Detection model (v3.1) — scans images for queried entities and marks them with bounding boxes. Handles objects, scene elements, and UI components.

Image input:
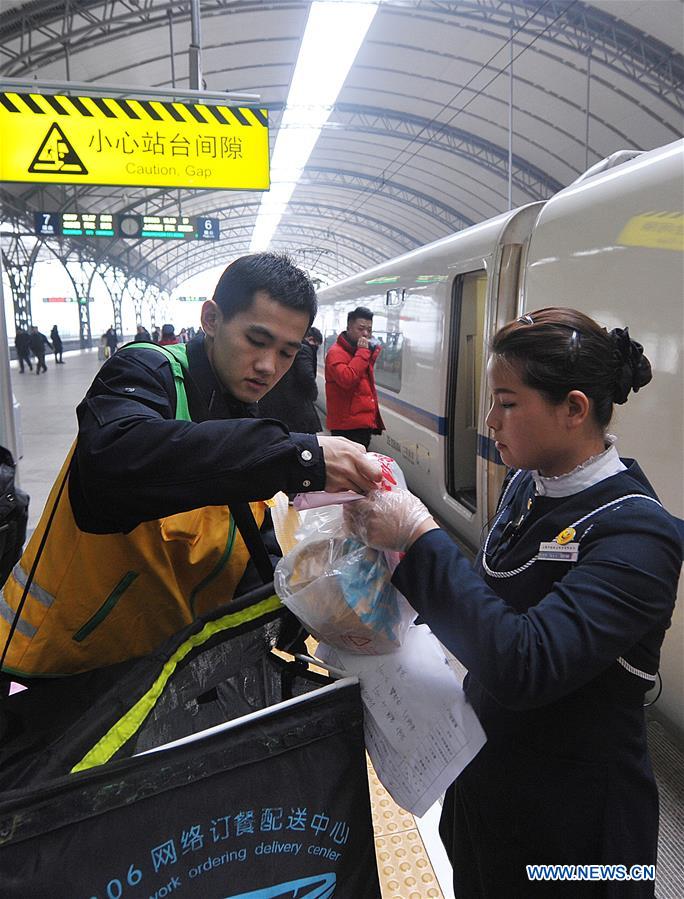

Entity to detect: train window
[445,270,487,512]
[372,331,403,392]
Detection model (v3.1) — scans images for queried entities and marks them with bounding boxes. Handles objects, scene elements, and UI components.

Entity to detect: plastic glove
[344,487,437,552]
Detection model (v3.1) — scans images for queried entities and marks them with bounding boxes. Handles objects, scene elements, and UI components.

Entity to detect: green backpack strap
[119,341,191,422]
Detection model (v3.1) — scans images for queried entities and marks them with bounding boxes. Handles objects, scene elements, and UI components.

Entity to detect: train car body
[315,139,683,735]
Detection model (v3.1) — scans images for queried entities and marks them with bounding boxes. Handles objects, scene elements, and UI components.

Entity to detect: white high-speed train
[315,139,684,736]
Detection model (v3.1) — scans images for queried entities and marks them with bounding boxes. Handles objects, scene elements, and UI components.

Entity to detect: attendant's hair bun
[609,327,652,404]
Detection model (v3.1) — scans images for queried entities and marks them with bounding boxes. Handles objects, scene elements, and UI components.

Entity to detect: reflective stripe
[617,656,658,683]
[71,593,283,772]
[11,563,55,608]
[0,591,37,637]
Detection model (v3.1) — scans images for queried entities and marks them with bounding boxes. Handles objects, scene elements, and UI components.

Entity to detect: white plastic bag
[274,460,417,654]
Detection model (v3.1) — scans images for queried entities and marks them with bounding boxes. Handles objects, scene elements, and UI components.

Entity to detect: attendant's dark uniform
[392,462,681,897]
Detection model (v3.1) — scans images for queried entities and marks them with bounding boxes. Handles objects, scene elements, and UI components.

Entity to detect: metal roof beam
[333,102,563,199]
[2,0,681,111]
[131,199,418,273]
[304,166,474,233]
[160,239,365,287]
[144,222,388,280]
[423,0,683,112]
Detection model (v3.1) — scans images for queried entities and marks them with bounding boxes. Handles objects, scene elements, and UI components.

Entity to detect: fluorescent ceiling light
[250,1,378,252]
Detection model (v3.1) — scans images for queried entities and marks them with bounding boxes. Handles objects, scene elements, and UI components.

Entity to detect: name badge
[537,541,579,563]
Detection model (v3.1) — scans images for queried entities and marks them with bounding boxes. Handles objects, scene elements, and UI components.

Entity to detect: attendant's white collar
[531,435,626,497]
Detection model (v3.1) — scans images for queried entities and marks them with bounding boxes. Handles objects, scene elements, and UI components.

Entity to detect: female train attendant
[346,308,682,897]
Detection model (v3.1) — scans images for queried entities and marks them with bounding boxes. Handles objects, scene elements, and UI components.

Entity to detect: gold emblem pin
[555,527,576,545]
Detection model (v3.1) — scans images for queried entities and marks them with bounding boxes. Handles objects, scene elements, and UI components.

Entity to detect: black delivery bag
[0,583,380,897]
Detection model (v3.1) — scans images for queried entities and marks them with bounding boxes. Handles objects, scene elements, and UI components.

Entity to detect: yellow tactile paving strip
[270,493,446,899]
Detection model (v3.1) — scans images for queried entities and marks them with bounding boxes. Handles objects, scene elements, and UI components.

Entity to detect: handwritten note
[318,625,486,817]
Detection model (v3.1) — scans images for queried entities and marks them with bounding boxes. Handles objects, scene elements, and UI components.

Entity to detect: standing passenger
[346,308,682,899]
[14,328,32,373]
[259,326,323,434]
[159,324,179,346]
[104,327,118,358]
[325,306,385,449]
[28,326,51,375]
[50,326,64,364]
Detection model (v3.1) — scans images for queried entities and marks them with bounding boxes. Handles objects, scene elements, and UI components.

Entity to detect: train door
[445,270,488,531]
[445,205,544,549]
[480,205,545,527]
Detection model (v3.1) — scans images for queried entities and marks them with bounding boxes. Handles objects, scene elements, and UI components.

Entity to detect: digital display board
[117,214,219,240]
[42,296,93,303]
[34,211,219,240]
[62,212,115,236]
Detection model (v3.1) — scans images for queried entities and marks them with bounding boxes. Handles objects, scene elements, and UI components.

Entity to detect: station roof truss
[1,0,682,291]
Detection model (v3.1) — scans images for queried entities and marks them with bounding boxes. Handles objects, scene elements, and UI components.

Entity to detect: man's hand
[356,336,370,350]
[318,436,382,494]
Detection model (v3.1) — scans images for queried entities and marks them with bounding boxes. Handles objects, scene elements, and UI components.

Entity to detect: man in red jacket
[325,306,385,449]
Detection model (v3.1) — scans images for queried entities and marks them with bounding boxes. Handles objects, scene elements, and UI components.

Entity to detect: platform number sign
[34,212,60,237]
[197,217,219,240]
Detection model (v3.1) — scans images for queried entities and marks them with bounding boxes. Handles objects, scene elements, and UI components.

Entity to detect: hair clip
[567,329,582,365]
[518,314,534,325]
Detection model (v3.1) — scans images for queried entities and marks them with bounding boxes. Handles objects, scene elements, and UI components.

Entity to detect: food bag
[275,458,416,654]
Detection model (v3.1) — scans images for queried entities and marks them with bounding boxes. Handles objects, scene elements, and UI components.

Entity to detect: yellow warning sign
[0,91,269,190]
[29,122,88,174]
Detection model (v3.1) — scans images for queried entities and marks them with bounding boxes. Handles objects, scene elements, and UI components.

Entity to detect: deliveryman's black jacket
[393,462,682,898]
[70,335,325,537]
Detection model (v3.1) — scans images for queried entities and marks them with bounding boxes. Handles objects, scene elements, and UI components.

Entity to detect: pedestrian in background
[159,324,179,346]
[14,328,32,373]
[50,326,64,364]
[259,325,323,434]
[28,326,51,375]
[104,327,118,358]
[325,306,384,448]
[133,325,152,343]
